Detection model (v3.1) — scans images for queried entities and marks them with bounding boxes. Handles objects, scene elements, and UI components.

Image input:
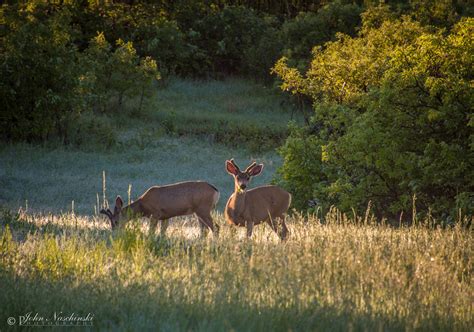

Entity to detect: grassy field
[0,79,472,331]
[143,78,302,151]
[0,211,472,331]
[151,79,299,132]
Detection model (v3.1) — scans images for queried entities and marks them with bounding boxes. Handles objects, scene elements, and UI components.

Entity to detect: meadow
[0,79,292,214]
[0,209,472,331]
[0,80,472,331]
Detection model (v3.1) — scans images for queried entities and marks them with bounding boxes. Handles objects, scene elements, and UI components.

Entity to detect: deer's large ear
[100,209,112,219]
[248,164,263,177]
[226,159,239,175]
[244,162,257,173]
[115,196,123,210]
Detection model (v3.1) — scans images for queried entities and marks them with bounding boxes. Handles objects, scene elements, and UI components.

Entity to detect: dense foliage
[273,8,473,220]
[1,7,82,141]
[280,1,362,71]
[0,0,367,142]
[1,3,160,143]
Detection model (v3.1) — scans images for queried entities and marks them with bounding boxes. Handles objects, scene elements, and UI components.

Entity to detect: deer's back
[139,181,219,219]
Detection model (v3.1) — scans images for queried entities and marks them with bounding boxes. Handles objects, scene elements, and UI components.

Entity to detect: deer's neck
[231,189,247,219]
[122,199,143,218]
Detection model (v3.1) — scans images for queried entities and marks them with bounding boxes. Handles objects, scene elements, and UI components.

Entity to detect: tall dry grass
[0,208,471,331]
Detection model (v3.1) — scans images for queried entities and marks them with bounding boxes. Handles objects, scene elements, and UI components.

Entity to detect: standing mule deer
[224,159,291,240]
[100,181,220,236]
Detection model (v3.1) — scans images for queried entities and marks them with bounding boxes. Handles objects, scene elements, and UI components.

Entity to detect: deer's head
[100,196,123,229]
[226,159,263,192]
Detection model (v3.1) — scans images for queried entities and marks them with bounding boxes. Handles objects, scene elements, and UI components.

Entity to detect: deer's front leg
[199,221,209,238]
[246,220,254,238]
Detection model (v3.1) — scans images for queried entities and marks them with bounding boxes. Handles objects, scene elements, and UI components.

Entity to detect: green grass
[142,78,302,151]
[151,78,299,127]
[49,78,300,152]
[0,210,472,331]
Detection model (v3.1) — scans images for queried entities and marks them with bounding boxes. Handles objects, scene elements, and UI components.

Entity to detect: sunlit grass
[0,209,472,331]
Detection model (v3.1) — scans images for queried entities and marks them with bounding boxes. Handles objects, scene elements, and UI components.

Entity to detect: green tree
[280,1,362,72]
[273,9,473,221]
[81,33,160,114]
[0,5,82,141]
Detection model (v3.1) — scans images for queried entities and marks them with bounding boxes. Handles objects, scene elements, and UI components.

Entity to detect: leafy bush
[90,3,189,78]
[280,1,362,71]
[136,18,189,78]
[80,33,160,114]
[273,10,474,220]
[0,4,160,143]
[409,0,473,27]
[277,123,327,211]
[0,5,82,142]
[192,6,275,75]
[242,15,284,82]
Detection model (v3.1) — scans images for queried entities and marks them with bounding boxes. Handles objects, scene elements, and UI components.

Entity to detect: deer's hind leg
[197,217,209,238]
[279,217,289,241]
[267,214,289,241]
[160,219,169,236]
[195,210,218,237]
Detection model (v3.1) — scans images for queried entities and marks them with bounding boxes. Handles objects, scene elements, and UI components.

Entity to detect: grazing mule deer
[224,159,291,240]
[100,181,220,236]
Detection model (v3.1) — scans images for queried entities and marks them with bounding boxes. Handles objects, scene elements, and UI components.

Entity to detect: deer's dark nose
[240,184,247,190]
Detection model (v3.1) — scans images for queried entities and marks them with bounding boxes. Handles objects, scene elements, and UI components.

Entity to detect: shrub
[273,10,473,220]
[280,1,362,72]
[94,3,189,78]
[0,5,83,142]
[242,15,284,82]
[137,19,189,78]
[192,6,274,75]
[409,0,472,27]
[0,4,160,143]
[81,33,160,114]
[277,123,327,211]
